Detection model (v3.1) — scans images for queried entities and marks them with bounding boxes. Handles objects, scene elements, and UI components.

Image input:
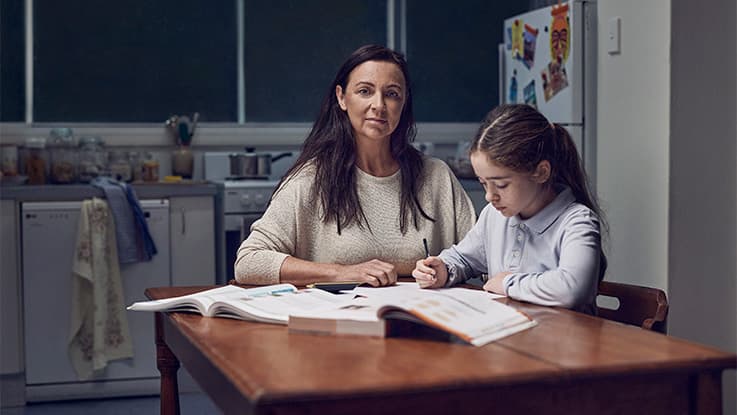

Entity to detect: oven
[221,180,279,283]
[205,152,283,284]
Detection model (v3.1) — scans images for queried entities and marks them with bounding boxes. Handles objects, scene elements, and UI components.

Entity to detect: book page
[127,284,298,316]
[354,285,534,346]
[212,288,352,324]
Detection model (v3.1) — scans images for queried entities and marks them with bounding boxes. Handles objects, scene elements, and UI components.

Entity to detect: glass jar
[108,150,132,182]
[128,151,143,182]
[1,144,18,177]
[77,136,106,183]
[142,152,160,182]
[48,128,77,184]
[24,137,48,185]
[171,145,193,179]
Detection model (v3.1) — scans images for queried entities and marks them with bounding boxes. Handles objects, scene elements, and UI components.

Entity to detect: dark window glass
[1,0,25,122]
[406,0,528,122]
[243,0,387,122]
[33,0,237,122]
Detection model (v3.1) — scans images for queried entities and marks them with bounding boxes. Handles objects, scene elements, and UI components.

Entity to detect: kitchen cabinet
[0,183,217,405]
[169,196,216,286]
[22,200,170,401]
[0,199,24,408]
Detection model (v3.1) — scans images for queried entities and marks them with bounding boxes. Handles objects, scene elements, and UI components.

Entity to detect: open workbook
[288,283,537,346]
[127,284,350,325]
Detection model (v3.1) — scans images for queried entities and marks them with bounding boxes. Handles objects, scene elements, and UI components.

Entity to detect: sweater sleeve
[503,210,601,311]
[234,175,305,285]
[438,204,492,286]
[448,167,477,242]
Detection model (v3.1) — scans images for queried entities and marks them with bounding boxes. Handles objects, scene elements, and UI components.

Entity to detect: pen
[423,238,430,257]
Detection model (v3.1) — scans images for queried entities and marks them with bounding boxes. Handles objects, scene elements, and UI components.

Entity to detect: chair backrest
[596,281,669,334]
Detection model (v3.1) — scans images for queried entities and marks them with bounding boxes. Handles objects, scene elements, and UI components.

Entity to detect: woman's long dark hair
[472,104,608,278]
[276,44,433,234]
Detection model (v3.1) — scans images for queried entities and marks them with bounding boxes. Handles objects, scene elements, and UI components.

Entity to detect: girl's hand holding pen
[412,257,448,289]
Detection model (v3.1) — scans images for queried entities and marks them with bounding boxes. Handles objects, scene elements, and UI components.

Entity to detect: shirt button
[512,251,520,258]
[519,224,526,229]
[517,234,523,241]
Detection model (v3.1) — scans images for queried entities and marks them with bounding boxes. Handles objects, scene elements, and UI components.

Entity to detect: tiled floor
[1,392,219,415]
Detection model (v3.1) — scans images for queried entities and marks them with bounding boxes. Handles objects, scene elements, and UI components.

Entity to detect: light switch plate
[607,17,621,55]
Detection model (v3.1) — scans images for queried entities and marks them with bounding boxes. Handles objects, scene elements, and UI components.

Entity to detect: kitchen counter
[0,181,217,201]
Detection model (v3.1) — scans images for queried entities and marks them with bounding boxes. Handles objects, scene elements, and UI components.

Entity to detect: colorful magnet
[550,3,570,62]
[523,79,537,108]
[509,70,518,103]
[522,24,539,69]
[541,56,569,102]
[511,19,524,59]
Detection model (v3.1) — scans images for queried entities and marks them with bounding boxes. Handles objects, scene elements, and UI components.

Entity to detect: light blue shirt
[439,187,602,314]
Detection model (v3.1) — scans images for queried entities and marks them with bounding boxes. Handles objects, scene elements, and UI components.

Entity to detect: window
[33,0,237,122]
[243,0,386,122]
[1,0,528,126]
[1,0,25,122]
[406,0,528,122]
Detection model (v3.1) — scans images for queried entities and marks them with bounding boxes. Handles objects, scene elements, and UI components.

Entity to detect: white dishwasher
[21,199,170,401]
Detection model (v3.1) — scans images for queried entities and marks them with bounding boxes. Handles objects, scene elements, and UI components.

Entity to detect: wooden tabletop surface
[146,285,736,414]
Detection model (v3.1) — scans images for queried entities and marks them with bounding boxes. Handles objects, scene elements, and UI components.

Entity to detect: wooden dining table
[146,285,736,415]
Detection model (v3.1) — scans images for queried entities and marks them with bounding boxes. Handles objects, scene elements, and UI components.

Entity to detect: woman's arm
[279,257,397,287]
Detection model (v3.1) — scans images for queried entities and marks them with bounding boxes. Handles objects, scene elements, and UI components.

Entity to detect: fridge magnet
[522,24,539,69]
[508,70,518,103]
[550,2,570,62]
[511,20,524,59]
[523,79,537,108]
[541,55,569,102]
[506,27,513,50]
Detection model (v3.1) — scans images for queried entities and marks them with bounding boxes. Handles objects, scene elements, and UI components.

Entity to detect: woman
[235,44,475,286]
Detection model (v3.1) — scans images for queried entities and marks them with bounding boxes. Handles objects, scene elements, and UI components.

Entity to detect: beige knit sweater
[234,157,476,284]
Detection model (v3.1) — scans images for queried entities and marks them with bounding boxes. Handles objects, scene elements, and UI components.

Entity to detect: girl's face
[336,60,406,144]
[470,152,551,220]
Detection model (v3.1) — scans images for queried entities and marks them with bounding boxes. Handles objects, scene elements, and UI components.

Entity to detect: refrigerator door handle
[498,43,506,105]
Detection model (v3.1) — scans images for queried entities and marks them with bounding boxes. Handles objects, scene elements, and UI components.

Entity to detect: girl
[412,104,607,313]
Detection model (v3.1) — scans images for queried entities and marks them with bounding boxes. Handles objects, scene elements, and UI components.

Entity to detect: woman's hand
[412,256,448,289]
[483,271,511,295]
[338,259,397,287]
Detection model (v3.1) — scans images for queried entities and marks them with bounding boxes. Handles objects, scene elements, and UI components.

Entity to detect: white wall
[597,0,737,412]
[596,0,671,290]
[669,0,736,411]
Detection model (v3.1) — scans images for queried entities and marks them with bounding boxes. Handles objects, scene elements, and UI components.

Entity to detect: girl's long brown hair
[472,104,608,278]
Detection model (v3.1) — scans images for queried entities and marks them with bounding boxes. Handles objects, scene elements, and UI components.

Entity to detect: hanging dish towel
[91,177,157,263]
[69,198,133,380]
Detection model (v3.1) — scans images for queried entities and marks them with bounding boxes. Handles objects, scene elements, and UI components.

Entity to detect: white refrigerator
[499,0,597,181]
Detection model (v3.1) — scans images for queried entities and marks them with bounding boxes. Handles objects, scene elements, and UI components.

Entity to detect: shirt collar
[509,186,576,234]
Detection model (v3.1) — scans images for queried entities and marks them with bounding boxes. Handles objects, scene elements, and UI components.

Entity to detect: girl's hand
[338,259,397,287]
[483,271,511,295]
[412,256,448,288]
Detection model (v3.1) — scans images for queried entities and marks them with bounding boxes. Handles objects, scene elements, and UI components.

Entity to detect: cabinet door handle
[180,208,186,234]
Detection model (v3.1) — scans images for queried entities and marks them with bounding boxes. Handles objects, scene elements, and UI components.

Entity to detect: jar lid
[25,137,47,148]
[78,136,105,146]
[50,128,75,145]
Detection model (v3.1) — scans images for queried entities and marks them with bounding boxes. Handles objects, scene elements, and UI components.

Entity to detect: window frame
[3,0,479,146]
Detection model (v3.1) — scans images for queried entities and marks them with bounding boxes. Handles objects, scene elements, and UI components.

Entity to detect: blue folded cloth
[91,177,157,263]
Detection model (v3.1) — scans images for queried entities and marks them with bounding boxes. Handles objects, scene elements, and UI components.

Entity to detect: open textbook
[127,284,351,325]
[288,283,537,346]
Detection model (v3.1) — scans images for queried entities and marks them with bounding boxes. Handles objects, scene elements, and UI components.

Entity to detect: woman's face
[470,152,551,220]
[336,60,406,144]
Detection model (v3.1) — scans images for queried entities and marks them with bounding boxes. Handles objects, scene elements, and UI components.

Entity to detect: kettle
[229,148,292,178]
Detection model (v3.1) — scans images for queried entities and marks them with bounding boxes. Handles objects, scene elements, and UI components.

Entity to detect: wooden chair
[596,281,669,334]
